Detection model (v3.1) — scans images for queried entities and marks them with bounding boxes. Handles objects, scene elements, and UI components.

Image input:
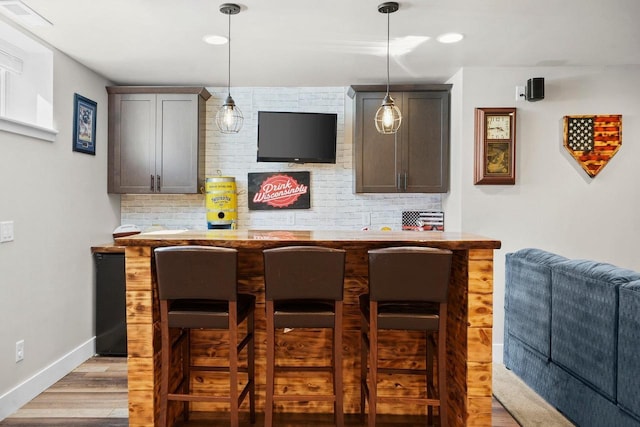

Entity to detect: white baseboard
[493,343,504,364]
[0,337,96,421]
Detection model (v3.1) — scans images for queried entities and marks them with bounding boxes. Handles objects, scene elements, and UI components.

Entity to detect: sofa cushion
[505,248,568,358]
[618,280,640,420]
[551,259,640,400]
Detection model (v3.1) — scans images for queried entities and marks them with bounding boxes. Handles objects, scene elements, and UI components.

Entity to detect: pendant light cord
[385,10,390,96]
[227,11,231,97]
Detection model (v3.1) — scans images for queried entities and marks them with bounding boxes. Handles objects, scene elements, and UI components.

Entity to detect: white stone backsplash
[121,87,442,231]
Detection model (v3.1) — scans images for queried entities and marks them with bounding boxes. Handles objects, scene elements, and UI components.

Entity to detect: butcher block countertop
[115,229,501,250]
[90,244,125,254]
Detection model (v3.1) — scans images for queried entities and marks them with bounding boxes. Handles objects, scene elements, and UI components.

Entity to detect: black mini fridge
[94,252,127,356]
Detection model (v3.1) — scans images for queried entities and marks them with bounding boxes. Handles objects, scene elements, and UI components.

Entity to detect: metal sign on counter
[205,176,237,229]
[402,211,444,231]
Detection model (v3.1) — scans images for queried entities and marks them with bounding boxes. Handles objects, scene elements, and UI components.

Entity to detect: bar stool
[360,246,452,427]
[263,246,346,427]
[155,246,256,427]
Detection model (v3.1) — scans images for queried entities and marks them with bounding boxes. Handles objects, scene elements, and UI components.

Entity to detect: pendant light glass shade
[375,2,401,135]
[216,94,243,134]
[375,94,402,134]
[216,3,243,134]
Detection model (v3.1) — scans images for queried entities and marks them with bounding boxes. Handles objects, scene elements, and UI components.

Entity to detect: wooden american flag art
[563,115,622,178]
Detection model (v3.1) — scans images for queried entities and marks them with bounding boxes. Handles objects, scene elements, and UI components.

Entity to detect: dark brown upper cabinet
[349,85,451,193]
[106,86,210,194]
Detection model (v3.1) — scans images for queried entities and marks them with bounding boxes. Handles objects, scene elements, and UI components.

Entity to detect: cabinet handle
[404,172,408,190]
[150,175,154,191]
[397,173,401,190]
[157,175,161,192]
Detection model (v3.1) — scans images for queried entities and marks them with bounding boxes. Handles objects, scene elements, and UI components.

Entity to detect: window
[0,19,56,141]
[0,67,6,116]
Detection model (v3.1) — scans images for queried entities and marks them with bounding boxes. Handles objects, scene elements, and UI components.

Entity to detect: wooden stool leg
[360,314,367,421]
[438,312,448,427]
[265,301,275,427]
[427,331,434,426]
[248,310,256,424]
[183,329,191,422]
[229,302,239,427]
[160,301,170,427]
[368,301,378,427]
[334,302,344,427]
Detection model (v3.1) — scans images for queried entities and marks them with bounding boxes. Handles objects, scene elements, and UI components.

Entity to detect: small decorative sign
[402,211,445,231]
[248,172,310,210]
[563,115,622,178]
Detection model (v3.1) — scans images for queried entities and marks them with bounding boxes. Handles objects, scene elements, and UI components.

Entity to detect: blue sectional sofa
[504,248,640,427]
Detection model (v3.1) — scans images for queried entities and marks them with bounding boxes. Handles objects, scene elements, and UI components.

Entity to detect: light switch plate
[286,213,295,226]
[0,221,14,242]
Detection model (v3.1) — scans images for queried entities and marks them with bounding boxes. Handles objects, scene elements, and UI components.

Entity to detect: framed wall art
[474,107,517,185]
[563,114,622,178]
[72,93,97,155]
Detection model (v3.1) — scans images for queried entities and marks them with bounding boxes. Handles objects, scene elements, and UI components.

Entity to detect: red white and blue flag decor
[248,172,310,210]
[402,211,444,231]
[563,115,622,178]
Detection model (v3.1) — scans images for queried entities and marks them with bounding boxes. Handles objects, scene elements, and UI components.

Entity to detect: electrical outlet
[0,221,14,243]
[286,212,295,226]
[16,340,24,362]
[361,212,371,226]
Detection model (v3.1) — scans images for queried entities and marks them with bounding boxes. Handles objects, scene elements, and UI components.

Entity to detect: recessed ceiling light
[0,0,52,27]
[202,34,228,45]
[437,32,464,44]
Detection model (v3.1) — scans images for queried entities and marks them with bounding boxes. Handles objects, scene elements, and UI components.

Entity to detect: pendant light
[216,3,243,134]
[375,2,402,135]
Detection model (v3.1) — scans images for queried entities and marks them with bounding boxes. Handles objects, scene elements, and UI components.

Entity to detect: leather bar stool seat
[272,299,337,327]
[167,296,255,329]
[263,246,346,427]
[360,246,452,427]
[359,297,441,330]
[155,246,256,427]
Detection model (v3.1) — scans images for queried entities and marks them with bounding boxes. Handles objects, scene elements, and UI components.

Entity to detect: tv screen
[257,111,337,163]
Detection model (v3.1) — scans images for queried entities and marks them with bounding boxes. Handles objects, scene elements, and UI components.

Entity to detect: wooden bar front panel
[119,230,500,426]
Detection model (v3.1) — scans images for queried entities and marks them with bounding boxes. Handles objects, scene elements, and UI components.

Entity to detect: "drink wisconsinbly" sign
[247,172,311,210]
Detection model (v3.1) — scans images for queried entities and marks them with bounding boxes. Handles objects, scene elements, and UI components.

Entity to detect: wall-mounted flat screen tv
[257,111,337,163]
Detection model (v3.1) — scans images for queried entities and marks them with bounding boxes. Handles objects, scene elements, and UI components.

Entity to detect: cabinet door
[109,93,156,193]
[156,94,199,193]
[401,91,449,192]
[354,91,403,193]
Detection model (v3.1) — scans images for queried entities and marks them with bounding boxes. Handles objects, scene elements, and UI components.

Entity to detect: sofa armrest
[505,248,568,360]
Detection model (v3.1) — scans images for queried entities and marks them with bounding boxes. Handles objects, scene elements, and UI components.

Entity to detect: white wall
[121,87,443,231]
[0,21,119,417]
[454,65,640,362]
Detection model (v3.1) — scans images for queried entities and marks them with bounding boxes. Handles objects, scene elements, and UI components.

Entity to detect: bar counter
[116,229,501,426]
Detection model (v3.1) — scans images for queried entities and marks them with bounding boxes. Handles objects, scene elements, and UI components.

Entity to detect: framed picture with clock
[474,107,517,185]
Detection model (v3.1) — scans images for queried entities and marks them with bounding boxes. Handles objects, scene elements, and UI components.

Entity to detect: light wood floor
[0,357,518,426]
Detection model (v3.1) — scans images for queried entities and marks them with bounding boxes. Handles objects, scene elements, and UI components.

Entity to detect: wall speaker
[526,77,545,102]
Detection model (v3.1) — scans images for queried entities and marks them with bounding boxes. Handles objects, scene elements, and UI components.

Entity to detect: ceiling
[6,0,640,87]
